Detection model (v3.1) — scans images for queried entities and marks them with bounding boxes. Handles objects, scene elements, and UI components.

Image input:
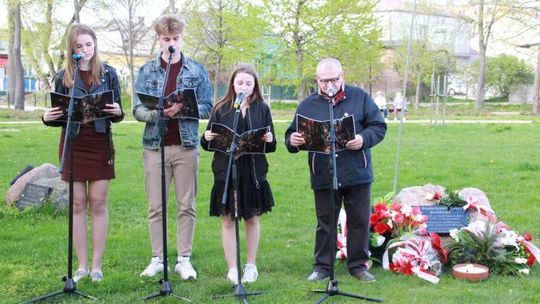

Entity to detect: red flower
[394,213,405,225]
[527,254,536,267]
[523,232,533,242]
[432,192,442,200]
[390,202,401,212]
[374,203,388,214]
[389,260,414,275]
[373,222,392,234]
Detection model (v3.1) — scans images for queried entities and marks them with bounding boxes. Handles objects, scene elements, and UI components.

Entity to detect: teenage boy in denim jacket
[133,14,212,280]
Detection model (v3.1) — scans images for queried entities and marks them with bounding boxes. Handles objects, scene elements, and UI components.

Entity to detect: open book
[136,89,199,119]
[50,90,114,123]
[296,114,356,153]
[208,123,270,158]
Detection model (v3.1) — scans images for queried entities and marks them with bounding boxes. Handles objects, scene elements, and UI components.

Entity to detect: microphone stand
[214,100,262,304]
[311,95,382,304]
[26,57,96,303]
[143,49,191,303]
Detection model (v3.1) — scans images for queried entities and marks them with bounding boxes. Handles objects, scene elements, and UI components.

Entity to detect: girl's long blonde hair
[63,24,103,88]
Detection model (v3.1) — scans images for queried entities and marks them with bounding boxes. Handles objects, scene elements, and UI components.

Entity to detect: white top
[374,96,387,110]
[393,95,406,109]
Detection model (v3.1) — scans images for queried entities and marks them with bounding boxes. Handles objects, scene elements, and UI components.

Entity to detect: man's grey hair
[316,58,343,75]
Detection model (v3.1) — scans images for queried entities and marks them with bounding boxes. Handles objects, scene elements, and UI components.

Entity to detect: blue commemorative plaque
[419,205,469,233]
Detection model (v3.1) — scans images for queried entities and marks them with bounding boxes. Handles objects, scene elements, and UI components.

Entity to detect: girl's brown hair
[213,63,264,114]
[63,24,103,88]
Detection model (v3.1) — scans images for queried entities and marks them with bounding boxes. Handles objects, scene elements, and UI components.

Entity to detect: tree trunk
[57,0,88,70]
[475,2,486,109]
[415,71,421,111]
[8,0,25,110]
[213,59,222,102]
[168,0,177,13]
[533,45,540,115]
[44,0,56,83]
[74,0,81,23]
[296,49,305,101]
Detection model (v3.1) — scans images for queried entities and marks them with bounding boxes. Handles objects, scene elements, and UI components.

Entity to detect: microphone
[72,53,84,61]
[326,87,337,97]
[234,92,245,109]
[168,46,176,54]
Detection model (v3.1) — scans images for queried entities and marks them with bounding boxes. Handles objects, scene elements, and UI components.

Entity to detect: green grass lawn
[1,120,540,304]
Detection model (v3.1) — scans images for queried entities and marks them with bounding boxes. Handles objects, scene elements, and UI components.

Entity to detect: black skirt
[209,155,274,220]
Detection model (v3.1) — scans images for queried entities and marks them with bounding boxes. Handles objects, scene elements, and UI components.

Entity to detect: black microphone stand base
[214,282,262,304]
[312,279,383,304]
[143,279,192,302]
[25,278,96,303]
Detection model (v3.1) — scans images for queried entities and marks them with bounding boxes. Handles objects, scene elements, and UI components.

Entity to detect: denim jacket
[133,52,213,150]
[43,63,124,137]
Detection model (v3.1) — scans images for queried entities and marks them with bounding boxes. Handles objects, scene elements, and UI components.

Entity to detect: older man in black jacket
[285,58,387,282]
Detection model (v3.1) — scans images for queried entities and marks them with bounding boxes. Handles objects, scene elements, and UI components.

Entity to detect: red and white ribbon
[382,237,440,284]
[463,196,496,223]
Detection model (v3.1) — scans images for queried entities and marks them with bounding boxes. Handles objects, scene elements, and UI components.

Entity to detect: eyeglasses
[317,75,341,85]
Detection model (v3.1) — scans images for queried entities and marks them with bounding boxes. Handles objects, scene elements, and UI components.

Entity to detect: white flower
[401,204,413,216]
[375,234,386,247]
[515,258,528,264]
[519,268,530,275]
[449,228,460,241]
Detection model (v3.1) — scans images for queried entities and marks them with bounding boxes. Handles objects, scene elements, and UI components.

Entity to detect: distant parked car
[447,76,467,96]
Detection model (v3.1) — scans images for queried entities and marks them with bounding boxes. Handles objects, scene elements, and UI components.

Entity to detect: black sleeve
[42,71,66,127]
[200,109,218,151]
[264,103,276,153]
[284,110,300,153]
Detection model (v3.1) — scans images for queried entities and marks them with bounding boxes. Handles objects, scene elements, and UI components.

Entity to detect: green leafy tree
[394,41,456,109]
[182,0,273,101]
[261,0,381,100]
[18,0,88,90]
[485,54,533,101]
[468,55,534,101]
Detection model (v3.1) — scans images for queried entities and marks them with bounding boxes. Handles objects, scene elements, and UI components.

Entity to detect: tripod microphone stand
[143,46,191,303]
[26,54,96,303]
[215,94,262,304]
[311,91,382,304]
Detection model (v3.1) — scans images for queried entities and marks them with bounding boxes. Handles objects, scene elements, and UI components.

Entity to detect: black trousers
[313,183,371,276]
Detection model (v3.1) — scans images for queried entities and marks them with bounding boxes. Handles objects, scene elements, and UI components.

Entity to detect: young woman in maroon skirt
[42,24,124,283]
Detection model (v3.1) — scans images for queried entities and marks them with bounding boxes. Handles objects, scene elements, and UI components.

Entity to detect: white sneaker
[73,268,89,282]
[227,268,239,285]
[140,256,163,277]
[242,264,258,283]
[175,256,197,280]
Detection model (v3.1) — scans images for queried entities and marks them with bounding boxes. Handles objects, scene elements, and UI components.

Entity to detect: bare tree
[168,0,177,13]
[7,0,25,110]
[471,0,519,109]
[97,0,153,110]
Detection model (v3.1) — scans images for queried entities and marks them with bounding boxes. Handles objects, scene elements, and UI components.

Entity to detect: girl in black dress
[201,63,276,284]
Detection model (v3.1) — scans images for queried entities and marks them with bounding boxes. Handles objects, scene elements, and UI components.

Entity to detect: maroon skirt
[58,123,115,182]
